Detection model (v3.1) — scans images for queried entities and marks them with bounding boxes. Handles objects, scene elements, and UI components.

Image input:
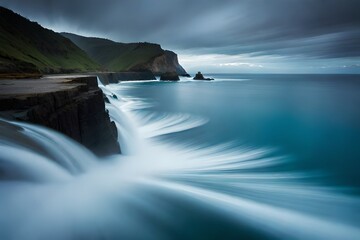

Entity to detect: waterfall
[0,119,97,181]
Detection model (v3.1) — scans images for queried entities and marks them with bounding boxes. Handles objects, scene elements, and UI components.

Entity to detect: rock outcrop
[0,76,120,156]
[193,71,214,81]
[160,72,180,81]
[131,50,188,76]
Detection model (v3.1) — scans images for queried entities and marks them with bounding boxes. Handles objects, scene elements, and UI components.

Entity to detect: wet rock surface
[193,72,214,81]
[160,72,180,81]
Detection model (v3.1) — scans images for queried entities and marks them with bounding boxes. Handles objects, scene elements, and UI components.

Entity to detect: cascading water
[0,78,359,239]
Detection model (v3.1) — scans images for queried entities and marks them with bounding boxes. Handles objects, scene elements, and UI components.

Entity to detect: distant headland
[0,6,188,79]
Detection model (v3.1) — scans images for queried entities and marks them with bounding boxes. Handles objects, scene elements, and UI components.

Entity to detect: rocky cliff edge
[0,75,120,156]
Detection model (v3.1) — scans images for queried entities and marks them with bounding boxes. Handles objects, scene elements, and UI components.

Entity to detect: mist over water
[0,74,360,239]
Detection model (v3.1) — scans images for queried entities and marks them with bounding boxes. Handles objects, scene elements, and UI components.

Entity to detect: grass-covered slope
[61,33,187,75]
[0,7,100,77]
[61,33,164,71]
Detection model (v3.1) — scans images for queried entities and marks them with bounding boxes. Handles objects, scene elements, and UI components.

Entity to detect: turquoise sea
[120,74,360,188]
[1,74,360,239]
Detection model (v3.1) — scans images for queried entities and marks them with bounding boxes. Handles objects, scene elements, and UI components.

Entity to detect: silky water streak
[0,79,358,239]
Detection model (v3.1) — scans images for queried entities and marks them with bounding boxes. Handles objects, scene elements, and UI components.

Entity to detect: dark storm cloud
[1,0,359,58]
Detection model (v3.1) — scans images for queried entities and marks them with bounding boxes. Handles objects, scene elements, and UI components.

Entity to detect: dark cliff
[61,33,188,76]
[0,6,187,79]
[130,50,187,76]
[0,76,120,156]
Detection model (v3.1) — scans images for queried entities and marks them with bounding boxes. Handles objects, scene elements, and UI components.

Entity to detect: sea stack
[193,72,214,81]
[160,72,180,81]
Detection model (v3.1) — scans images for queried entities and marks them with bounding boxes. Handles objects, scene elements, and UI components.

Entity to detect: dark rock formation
[0,76,120,156]
[160,72,180,81]
[131,50,188,76]
[193,72,214,81]
[103,94,110,103]
[97,71,156,85]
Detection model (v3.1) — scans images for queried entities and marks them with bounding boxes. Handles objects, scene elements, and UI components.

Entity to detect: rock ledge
[0,75,120,156]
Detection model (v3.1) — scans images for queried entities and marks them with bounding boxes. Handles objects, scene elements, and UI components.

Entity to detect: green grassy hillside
[0,7,100,76]
[61,33,169,72]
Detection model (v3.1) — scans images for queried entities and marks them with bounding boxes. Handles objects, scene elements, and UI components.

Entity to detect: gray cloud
[1,0,359,59]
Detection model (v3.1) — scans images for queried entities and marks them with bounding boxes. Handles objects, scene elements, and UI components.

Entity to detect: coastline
[0,74,123,156]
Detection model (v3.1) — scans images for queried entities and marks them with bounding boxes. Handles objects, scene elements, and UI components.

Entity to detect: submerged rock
[103,94,110,103]
[193,71,214,81]
[160,72,180,81]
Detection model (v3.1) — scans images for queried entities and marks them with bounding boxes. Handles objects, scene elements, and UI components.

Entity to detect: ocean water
[0,74,360,239]
[119,74,360,188]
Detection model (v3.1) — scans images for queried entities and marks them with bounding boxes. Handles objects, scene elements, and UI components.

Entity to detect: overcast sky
[1,0,359,73]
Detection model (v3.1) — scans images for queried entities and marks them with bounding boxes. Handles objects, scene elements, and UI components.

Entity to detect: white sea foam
[0,80,359,239]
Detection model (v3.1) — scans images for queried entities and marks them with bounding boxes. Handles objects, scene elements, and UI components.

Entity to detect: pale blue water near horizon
[119,74,360,189]
[1,73,360,239]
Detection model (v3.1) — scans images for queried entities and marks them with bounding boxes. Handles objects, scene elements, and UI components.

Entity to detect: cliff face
[0,76,120,156]
[61,33,188,76]
[0,7,100,77]
[130,50,187,76]
[0,6,187,79]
